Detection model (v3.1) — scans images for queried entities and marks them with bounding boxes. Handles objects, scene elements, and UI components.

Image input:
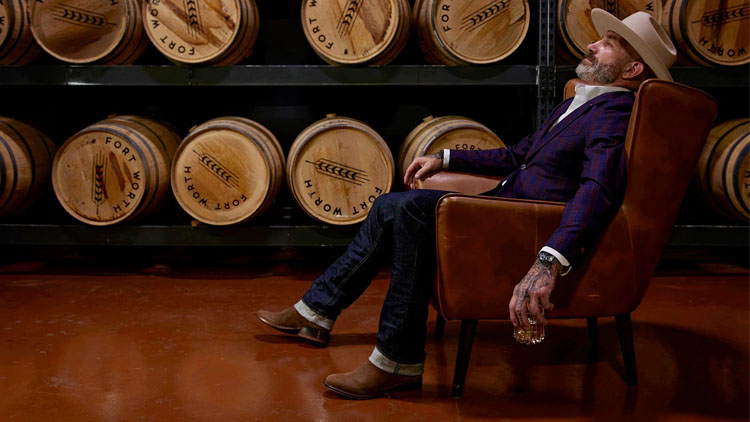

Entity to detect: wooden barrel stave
[694,118,750,222]
[101,0,150,65]
[0,0,43,65]
[213,0,260,66]
[0,118,56,218]
[102,116,181,220]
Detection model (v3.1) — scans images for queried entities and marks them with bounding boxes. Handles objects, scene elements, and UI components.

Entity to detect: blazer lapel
[525,92,623,159]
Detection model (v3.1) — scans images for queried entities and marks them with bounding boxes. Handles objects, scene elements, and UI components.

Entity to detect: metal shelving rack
[0,65,539,87]
[0,0,747,248]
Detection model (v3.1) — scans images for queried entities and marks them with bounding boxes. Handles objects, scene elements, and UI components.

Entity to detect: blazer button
[521,164,527,170]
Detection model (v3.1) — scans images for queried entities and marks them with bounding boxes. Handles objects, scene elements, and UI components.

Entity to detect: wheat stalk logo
[693,4,749,26]
[184,0,202,36]
[50,4,112,29]
[192,149,240,189]
[91,153,106,205]
[306,158,369,186]
[460,0,509,32]
[337,0,364,37]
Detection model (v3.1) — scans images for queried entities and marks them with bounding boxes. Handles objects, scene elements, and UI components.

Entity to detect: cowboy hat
[591,8,677,81]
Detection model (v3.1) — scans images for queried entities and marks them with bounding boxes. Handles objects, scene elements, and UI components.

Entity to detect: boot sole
[323,379,422,400]
[257,313,329,346]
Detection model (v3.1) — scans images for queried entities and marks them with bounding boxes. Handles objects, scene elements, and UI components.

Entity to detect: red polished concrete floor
[0,247,747,421]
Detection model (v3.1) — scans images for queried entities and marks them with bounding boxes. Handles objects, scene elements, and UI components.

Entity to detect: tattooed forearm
[510,258,559,328]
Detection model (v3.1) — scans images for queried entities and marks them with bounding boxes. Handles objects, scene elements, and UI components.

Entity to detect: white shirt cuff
[540,246,572,276]
[442,149,450,169]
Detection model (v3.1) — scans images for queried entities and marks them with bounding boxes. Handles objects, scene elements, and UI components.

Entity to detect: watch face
[538,252,557,266]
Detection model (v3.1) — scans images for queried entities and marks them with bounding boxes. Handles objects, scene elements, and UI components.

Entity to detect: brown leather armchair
[419,79,718,397]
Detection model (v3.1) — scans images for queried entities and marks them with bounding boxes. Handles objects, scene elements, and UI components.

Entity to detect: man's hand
[508,258,560,329]
[403,153,442,189]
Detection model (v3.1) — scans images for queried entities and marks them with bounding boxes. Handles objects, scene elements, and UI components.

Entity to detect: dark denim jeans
[302,189,451,365]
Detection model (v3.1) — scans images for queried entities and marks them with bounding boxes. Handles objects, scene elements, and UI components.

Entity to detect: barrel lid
[398,116,505,177]
[30,0,129,63]
[429,0,531,64]
[144,0,243,64]
[52,128,147,225]
[677,0,749,66]
[288,117,394,225]
[301,0,401,64]
[171,124,273,225]
[418,118,505,155]
[0,1,12,47]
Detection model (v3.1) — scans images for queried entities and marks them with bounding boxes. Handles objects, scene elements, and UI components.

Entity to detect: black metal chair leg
[615,313,638,386]
[586,317,599,361]
[586,317,599,344]
[435,314,446,341]
[451,320,478,398]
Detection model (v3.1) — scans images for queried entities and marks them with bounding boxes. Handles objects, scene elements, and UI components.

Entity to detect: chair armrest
[416,171,502,195]
[434,193,639,320]
[434,194,565,320]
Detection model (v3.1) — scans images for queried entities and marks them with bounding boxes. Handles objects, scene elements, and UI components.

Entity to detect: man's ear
[622,61,645,80]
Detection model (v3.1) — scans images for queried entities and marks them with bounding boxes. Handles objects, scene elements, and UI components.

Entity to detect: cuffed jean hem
[294,300,335,330]
[368,347,424,376]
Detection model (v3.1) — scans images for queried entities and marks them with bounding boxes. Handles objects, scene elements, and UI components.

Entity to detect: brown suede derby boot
[324,361,422,399]
[256,306,330,346]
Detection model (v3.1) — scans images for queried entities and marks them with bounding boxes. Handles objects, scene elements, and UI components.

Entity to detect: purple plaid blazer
[449,91,635,265]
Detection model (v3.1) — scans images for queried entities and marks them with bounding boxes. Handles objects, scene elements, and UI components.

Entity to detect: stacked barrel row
[2,115,747,224]
[557,0,749,67]
[3,0,745,67]
[0,114,505,226]
[0,0,536,65]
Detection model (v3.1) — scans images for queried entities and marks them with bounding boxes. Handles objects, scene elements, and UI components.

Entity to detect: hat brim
[591,9,672,81]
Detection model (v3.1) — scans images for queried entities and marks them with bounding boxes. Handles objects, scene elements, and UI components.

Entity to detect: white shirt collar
[554,84,631,126]
[574,83,630,102]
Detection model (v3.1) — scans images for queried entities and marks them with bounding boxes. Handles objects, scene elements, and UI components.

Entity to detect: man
[257,9,677,399]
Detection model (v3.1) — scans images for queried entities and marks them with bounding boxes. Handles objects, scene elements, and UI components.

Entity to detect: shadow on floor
[426,319,748,421]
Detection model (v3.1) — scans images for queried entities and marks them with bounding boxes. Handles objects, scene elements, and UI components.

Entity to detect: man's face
[576,31,635,83]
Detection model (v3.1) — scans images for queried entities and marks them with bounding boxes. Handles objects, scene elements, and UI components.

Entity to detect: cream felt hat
[591,8,677,81]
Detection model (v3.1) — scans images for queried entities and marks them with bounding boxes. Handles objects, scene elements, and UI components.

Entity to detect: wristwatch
[537,251,566,274]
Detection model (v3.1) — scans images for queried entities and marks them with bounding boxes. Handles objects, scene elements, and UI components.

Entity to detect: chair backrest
[620,80,717,303]
[565,79,718,311]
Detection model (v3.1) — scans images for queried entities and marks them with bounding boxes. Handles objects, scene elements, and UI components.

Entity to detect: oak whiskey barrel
[144,0,259,65]
[414,0,530,65]
[52,116,181,226]
[0,118,57,219]
[0,0,42,65]
[287,114,394,225]
[171,117,284,225]
[29,0,149,64]
[398,115,506,179]
[557,0,663,61]
[694,118,749,222]
[301,0,411,65]
[663,0,749,67]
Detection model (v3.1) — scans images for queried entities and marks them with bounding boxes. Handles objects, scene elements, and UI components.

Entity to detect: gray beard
[575,61,620,84]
